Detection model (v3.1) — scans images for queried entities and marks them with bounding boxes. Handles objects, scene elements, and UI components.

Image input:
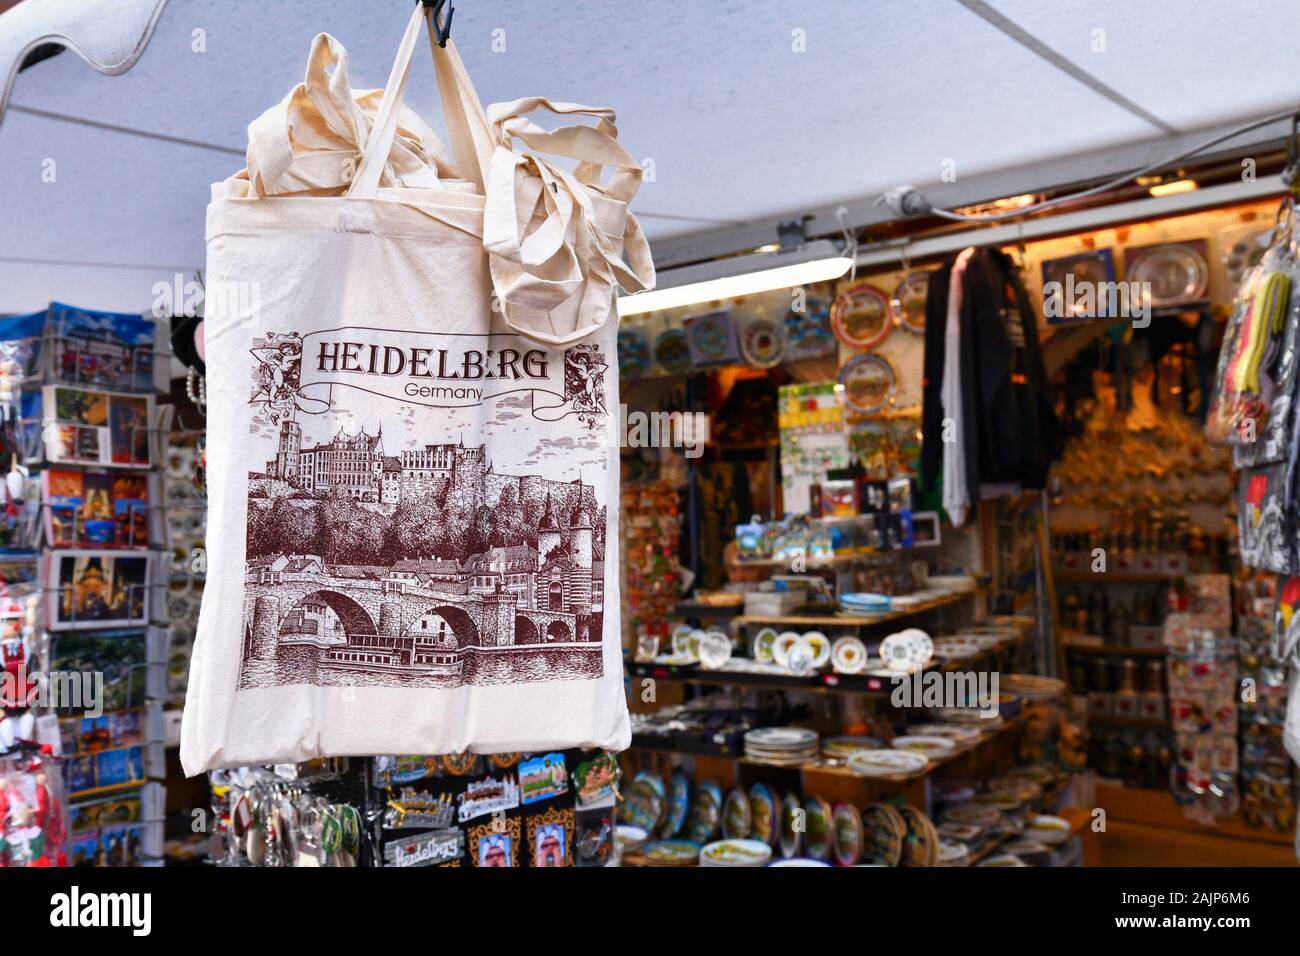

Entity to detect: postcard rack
[0,303,173,868]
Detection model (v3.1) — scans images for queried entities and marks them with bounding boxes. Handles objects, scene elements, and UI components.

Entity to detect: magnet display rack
[2,304,174,867]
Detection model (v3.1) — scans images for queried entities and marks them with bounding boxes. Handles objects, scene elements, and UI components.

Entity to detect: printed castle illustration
[241,419,607,690]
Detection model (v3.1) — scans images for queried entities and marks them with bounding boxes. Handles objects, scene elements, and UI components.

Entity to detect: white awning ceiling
[2,0,1300,312]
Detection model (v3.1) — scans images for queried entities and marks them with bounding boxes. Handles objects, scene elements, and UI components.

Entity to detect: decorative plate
[722,788,752,840]
[620,773,665,831]
[905,723,981,743]
[847,749,929,777]
[803,796,834,861]
[831,281,893,350]
[900,806,938,867]
[614,824,649,855]
[769,857,831,867]
[838,353,898,415]
[697,630,733,670]
[879,630,927,672]
[778,792,802,858]
[617,328,651,380]
[1127,242,1209,308]
[771,631,802,667]
[684,310,740,367]
[861,802,906,867]
[749,783,778,845]
[896,628,934,665]
[832,801,865,866]
[831,636,868,674]
[942,805,1000,828]
[892,272,930,334]
[784,295,838,361]
[686,780,722,844]
[699,838,773,867]
[1024,814,1072,844]
[738,316,787,368]
[751,627,778,663]
[802,630,831,667]
[745,727,818,749]
[662,773,690,837]
[643,839,701,865]
[652,327,692,374]
[822,735,883,758]
[785,636,816,676]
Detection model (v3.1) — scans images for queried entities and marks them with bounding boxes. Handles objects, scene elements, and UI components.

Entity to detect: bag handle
[347,4,491,199]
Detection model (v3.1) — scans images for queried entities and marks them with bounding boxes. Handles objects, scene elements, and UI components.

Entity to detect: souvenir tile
[384,828,464,867]
[527,805,575,867]
[518,752,568,805]
[468,816,521,868]
[575,807,614,867]
[573,751,619,811]
[457,773,521,823]
[47,551,151,631]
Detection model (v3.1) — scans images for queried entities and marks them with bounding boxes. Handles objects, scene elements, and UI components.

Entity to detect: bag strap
[347,4,491,199]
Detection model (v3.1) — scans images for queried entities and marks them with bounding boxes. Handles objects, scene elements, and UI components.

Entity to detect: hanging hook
[420,0,454,47]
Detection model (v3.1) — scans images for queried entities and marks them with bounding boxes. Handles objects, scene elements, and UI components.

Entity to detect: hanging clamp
[419,0,454,47]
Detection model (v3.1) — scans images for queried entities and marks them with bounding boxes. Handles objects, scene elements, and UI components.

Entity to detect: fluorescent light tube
[617,240,852,317]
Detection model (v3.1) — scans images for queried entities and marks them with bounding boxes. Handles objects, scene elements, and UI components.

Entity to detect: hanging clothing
[942,248,976,526]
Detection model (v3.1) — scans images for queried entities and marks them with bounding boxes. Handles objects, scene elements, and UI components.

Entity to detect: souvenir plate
[784,296,837,361]
[1024,814,1072,844]
[684,310,740,367]
[832,801,865,866]
[1001,674,1067,701]
[661,773,690,837]
[906,723,982,743]
[802,630,831,667]
[785,636,816,676]
[700,838,773,867]
[942,805,1000,828]
[617,328,651,380]
[751,626,778,663]
[900,805,938,867]
[977,853,1028,867]
[771,631,802,667]
[838,352,898,415]
[620,773,664,831]
[745,727,819,749]
[831,636,868,674]
[891,735,958,756]
[892,271,930,334]
[643,839,701,865]
[778,792,802,858]
[879,629,931,672]
[847,749,929,777]
[722,788,752,840]
[697,630,732,670]
[652,327,692,374]
[803,796,834,861]
[861,802,905,867]
[686,780,722,844]
[614,824,649,855]
[769,857,831,867]
[822,735,883,759]
[831,281,893,350]
[1127,242,1209,307]
[749,783,777,845]
[738,316,787,368]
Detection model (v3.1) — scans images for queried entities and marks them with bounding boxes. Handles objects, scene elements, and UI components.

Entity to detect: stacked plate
[744,727,819,765]
[847,749,929,777]
[822,735,883,760]
[700,838,773,868]
[1001,674,1067,702]
[840,592,891,614]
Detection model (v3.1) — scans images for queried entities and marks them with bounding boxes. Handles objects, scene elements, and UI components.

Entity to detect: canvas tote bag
[181,5,653,773]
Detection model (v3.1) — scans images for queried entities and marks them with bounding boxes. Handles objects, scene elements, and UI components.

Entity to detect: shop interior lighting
[1148,178,1198,197]
[617,239,852,316]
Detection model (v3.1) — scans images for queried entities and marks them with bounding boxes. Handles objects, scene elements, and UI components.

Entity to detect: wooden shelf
[734,591,973,628]
[1096,783,1295,848]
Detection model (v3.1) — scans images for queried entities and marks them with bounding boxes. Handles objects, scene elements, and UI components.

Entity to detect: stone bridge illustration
[239,559,601,688]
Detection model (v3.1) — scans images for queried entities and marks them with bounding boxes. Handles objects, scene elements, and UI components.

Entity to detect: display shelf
[1095,782,1295,848]
[733,590,973,629]
[1062,634,1167,656]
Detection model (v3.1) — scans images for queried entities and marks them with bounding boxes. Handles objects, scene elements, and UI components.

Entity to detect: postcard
[47,550,152,632]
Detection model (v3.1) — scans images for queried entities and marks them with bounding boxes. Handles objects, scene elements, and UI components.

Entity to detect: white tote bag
[181,5,652,774]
